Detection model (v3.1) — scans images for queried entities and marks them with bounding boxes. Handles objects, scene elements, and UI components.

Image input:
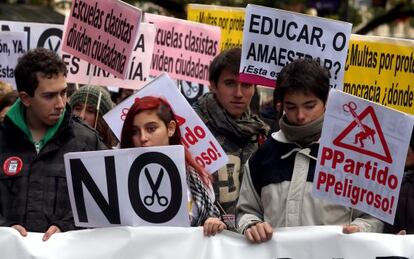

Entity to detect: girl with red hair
[121,96,226,236]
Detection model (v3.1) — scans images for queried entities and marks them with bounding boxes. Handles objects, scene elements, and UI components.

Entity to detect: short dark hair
[274,58,330,107]
[14,48,67,97]
[209,48,241,86]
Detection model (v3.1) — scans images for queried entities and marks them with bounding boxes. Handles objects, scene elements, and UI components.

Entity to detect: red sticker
[3,156,23,176]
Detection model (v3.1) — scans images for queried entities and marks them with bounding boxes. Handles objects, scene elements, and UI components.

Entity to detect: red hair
[120,96,211,186]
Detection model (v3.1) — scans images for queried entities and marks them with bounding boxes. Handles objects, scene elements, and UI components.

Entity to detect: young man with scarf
[236,58,383,243]
[193,48,269,230]
[0,48,107,241]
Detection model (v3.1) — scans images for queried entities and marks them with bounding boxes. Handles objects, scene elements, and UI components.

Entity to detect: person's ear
[209,80,217,93]
[19,92,32,107]
[167,120,177,137]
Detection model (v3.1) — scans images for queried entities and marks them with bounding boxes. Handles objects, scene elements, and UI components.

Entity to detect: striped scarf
[187,168,220,227]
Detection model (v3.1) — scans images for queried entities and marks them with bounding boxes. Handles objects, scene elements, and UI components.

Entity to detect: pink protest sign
[144,13,221,85]
[62,0,141,79]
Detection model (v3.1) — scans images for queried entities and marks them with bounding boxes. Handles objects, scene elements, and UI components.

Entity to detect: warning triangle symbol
[175,114,186,126]
[333,106,392,163]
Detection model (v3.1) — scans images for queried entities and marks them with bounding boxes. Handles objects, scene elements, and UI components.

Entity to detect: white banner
[103,73,229,174]
[64,146,189,228]
[1,226,413,259]
[0,21,154,89]
[0,31,27,88]
[313,89,414,224]
[239,4,352,88]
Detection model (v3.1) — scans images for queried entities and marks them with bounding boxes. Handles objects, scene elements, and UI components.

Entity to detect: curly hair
[14,48,67,96]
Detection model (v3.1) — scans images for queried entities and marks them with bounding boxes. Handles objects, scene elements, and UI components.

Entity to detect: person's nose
[296,108,306,124]
[234,84,243,98]
[55,95,65,109]
[139,131,149,143]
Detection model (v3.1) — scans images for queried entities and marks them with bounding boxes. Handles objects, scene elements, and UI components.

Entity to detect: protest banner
[0,31,27,88]
[62,0,142,79]
[313,89,414,224]
[64,145,189,228]
[144,13,221,85]
[103,73,228,174]
[343,34,414,115]
[65,22,155,89]
[1,226,414,259]
[0,20,154,89]
[187,4,245,51]
[239,4,352,88]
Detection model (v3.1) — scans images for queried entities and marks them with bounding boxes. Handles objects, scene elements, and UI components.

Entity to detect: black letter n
[70,156,120,224]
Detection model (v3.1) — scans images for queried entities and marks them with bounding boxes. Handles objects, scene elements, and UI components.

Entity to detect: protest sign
[313,89,414,224]
[103,73,228,174]
[0,21,154,89]
[65,22,155,89]
[64,145,189,228]
[187,4,245,51]
[144,13,221,85]
[62,0,142,78]
[239,4,352,88]
[0,31,27,88]
[344,34,414,115]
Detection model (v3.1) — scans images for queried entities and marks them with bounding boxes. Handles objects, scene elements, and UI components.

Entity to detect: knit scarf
[187,168,220,227]
[279,114,324,147]
[195,92,269,144]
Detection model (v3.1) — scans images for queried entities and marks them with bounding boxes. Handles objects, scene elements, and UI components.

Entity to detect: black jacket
[0,109,107,232]
[384,171,414,234]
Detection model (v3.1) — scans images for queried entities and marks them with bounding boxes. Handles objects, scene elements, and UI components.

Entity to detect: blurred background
[1,0,414,38]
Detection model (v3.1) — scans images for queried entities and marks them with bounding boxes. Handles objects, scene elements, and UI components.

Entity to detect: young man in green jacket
[0,48,107,241]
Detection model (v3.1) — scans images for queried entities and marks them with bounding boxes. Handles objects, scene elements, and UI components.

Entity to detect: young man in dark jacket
[0,48,107,241]
[193,48,269,230]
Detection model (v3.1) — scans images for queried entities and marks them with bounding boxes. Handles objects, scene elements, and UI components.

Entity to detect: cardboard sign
[62,0,142,78]
[103,73,229,174]
[0,20,154,89]
[239,4,352,88]
[0,31,27,88]
[313,89,414,224]
[64,145,189,228]
[144,13,221,85]
[343,34,414,115]
[64,22,155,89]
[187,4,245,51]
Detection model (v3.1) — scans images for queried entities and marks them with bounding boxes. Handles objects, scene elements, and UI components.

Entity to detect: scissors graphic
[144,168,168,207]
[184,82,199,96]
[343,101,375,147]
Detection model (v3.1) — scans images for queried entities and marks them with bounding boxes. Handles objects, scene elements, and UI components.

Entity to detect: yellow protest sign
[343,34,414,114]
[187,4,245,51]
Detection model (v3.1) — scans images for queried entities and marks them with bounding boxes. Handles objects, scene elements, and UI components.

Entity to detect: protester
[120,96,226,236]
[193,48,269,230]
[236,58,384,243]
[0,48,107,241]
[0,90,19,122]
[70,85,118,148]
[383,130,414,234]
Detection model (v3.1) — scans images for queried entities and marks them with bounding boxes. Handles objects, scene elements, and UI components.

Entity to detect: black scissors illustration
[144,168,168,207]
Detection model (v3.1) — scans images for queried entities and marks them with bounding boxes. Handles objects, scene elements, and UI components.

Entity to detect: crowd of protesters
[0,44,412,245]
